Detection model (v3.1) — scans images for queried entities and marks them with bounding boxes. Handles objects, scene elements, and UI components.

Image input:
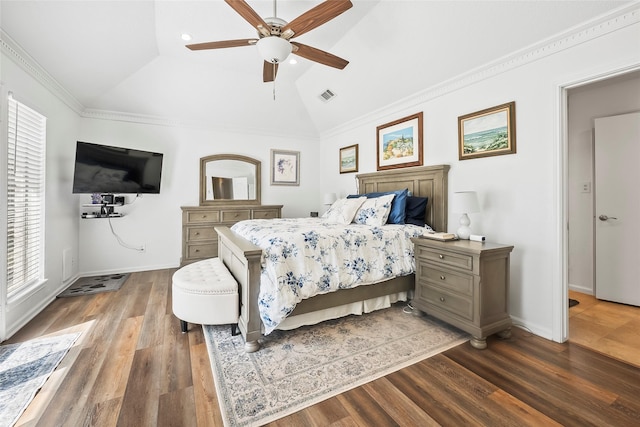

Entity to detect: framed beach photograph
[377,112,423,171]
[458,101,516,160]
[339,144,359,174]
[270,149,300,186]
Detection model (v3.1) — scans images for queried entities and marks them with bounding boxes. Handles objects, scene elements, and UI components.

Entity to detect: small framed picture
[270,149,300,186]
[458,101,516,160]
[339,144,358,174]
[377,112,423,171]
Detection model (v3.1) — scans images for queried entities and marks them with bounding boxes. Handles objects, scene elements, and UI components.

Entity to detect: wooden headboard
[356,164,449,232]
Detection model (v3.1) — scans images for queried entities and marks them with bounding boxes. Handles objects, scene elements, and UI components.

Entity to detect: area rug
[57,273,130,297]
[203,304,468,426]
[0,333,80,427]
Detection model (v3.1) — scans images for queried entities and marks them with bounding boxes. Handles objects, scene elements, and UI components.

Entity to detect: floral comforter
[230,218,426,334]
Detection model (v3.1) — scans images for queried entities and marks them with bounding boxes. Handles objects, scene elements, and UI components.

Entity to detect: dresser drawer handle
[440,275,445,280]
[202,215,207,219]
[195,232,200,236]
[439,254,444,259]
[195,249,200,253]
[439,297,445,302]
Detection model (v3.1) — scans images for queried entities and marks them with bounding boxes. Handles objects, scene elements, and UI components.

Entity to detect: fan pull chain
[273,62,277,101]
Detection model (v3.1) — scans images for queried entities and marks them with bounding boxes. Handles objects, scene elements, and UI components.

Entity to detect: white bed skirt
[275,291,412,331]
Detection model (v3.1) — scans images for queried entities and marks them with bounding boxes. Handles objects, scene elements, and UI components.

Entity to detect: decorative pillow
[405,196,428,226]
[353,194,395,226]
[347,188,409,224]
[322,197,366,224]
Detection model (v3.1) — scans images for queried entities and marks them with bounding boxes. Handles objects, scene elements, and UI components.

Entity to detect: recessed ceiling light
[181,33,192,41]
[289,58,297,65]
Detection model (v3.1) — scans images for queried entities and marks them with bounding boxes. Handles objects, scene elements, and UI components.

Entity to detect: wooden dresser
[180,204,282,265]
[411,238,514,349]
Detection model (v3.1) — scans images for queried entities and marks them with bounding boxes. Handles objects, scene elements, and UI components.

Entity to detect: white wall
[317,19,640,339]
[567,72,640,294]
[77,118,322,274]
[0,52,81,340]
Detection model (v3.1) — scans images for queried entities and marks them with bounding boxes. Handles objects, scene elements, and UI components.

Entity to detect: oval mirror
[199,154,261,205]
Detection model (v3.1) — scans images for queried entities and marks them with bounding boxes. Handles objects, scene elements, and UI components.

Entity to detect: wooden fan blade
[263,61,279,82]
[291,42,348,69]
[225,0,271,37]
[281,0,353,39]
[186,39,257,50]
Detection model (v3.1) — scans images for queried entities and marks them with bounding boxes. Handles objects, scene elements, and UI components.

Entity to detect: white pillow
[353,194,395,226]
[322,197,366,224]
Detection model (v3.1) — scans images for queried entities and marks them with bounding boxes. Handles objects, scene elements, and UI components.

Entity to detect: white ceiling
[1,0,633,138]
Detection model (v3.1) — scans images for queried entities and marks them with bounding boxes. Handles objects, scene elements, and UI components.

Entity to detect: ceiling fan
[186,0,352,82]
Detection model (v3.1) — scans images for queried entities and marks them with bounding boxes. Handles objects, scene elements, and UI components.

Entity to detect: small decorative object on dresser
[452,191,480,240]
[411,237,514,349]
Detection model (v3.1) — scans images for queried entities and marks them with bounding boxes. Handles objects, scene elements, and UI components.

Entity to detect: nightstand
[411,238,514,349]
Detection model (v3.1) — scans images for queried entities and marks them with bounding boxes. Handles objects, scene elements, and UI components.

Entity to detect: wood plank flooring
[5,269,640,426]
[569,290,640,367]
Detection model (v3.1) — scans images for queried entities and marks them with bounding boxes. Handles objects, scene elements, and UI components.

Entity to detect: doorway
[565,69,640,365]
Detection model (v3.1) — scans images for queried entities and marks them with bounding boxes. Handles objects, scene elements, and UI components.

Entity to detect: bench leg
[180,320,188,333]
[231,324,240,336]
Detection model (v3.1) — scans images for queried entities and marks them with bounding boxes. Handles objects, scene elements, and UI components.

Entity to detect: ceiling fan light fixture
[257,36,292,64]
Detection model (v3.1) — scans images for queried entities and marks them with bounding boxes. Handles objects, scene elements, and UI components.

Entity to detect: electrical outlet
[581,182,591,193]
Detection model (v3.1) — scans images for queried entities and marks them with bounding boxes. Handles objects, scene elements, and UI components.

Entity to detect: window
[6,94,46,299]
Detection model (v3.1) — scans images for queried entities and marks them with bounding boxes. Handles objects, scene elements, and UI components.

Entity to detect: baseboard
[79,262,180,278]
[569,284,593,295]
[509,315,552,341]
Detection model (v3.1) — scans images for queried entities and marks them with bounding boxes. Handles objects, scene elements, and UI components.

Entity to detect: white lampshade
[452,191,480,240]
[323,193,337,205]
[256,36,292,64]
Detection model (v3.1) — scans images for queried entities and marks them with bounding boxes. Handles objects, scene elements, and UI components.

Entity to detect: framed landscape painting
[339,144,358,173]
[376,112,423,171]
[270,149,300,186]
[458,101,516,160]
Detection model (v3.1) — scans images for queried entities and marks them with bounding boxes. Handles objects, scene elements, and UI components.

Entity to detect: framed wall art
[339,144,358,174]
[270,149,300,186]
[377,112,423,171]
[458,101,516,160]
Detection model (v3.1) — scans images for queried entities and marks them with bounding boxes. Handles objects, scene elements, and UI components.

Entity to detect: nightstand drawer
[186,243,217,260]
[253,209,280,219]
[420,285,473,321]
[186,226,217,242]
[418,263,473,296]
[415,246,473,271]
[221,209,250,222]
[187,210,220,224]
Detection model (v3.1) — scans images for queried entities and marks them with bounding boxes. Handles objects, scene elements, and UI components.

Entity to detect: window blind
[6,95,46,298]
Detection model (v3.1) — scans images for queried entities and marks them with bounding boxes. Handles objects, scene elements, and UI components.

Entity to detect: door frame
[556,63,640,343]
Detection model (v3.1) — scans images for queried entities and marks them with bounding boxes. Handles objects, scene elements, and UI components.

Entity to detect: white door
[594,112,640,306]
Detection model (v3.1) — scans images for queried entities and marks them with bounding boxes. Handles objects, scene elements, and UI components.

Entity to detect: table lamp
[452,191,480,240]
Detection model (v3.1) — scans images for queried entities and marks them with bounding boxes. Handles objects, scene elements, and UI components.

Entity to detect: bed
[215,164,449,352]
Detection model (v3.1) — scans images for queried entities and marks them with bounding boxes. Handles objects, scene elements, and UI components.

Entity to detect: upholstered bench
[172,257,239,335]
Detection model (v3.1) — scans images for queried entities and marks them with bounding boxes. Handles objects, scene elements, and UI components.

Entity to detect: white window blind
[6,95,46,298]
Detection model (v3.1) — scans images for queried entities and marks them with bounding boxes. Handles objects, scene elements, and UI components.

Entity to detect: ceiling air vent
[319,89,337,102]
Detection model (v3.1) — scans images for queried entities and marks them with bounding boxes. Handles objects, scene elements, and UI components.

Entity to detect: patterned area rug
[203,304,468,426]
[0,333,80,427]
[57,273,130,298]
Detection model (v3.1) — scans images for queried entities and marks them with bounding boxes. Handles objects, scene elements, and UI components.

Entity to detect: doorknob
[599,214,618,221]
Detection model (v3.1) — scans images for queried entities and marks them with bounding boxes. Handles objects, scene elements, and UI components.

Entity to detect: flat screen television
[72,141,163,194]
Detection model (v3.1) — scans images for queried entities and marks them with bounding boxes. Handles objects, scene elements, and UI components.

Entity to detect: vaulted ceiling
[1,1,632,138]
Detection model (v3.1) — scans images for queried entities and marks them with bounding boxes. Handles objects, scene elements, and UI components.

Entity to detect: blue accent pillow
[405,196,428,226]
[347,189,408,224]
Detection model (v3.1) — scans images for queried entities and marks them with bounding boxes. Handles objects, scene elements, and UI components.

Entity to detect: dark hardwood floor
[6,269,640,426]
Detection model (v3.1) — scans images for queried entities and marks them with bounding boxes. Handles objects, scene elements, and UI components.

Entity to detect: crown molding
[80,108,320,141]
[1,30,84,114]
[320,3,640,139]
